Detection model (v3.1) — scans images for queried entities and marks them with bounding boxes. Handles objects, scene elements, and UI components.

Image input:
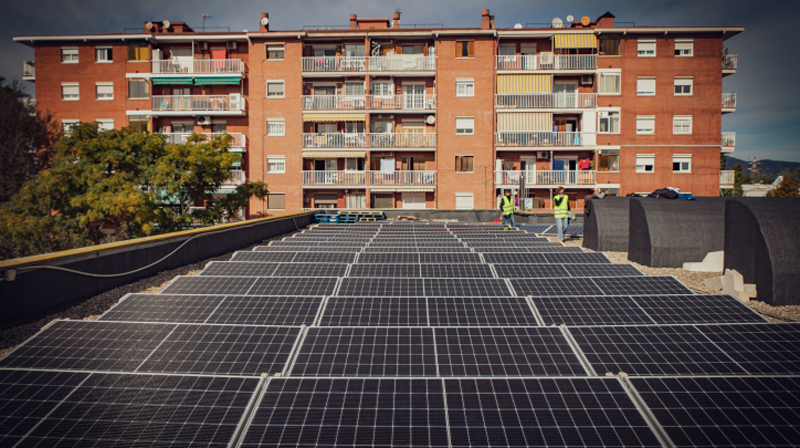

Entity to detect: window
[637,40,656,57]
[61,83,79,101]
[673,154,692,172]
[598,72,621,94]
[599,37,621,55]
[370,81,392,97]
[96,82,113,100]
[455,155,474,173]
[96,47,112,62]
[266,80,285,98]
[266,44,284,60]
[61,47,78,63]
[128,79,149,98]
[267,156,285,173]
[128,43,149,61]
[674,77,693,96]
[314,193,338,209]
[636,116,656,135]
[267,119,285,136]
[345,158,365,171]
[637,77,656,96]
[674,39,693,57]
[636,154,655,173]
[598,149,620,172]
[456,40,474,58]
[598,111,620,134]
[267,193,286,210]
[62,119,79,135]
[673,116,693,135]
[344,82,364,97]
[96,120,114,132]
[455,192,474,210]
[456,78,474,97]
[455,117,474,135]
[129,115,148,133]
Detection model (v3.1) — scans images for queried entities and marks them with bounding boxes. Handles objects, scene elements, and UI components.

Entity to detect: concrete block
[721,269,757,303]
[683,251,724,272]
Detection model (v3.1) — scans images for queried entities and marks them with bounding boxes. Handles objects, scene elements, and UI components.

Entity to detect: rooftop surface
[0,222,797,447]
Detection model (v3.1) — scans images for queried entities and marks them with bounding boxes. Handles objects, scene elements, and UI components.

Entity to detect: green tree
[0,77,59,202]
[766,170,800,197]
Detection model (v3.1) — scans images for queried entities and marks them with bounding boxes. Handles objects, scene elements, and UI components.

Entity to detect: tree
[0,77,59,203]
[766,170,800,197]
[0,124,267,260]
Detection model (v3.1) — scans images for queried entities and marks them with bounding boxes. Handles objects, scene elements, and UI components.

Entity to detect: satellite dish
[551,17,563,28]
[581,16,591,26]
[514,23,523,29]
[145,21,154,30]
[566,15,574,23]
[261,17,269,26]
[162,20,171,29]
[425,115,435,125]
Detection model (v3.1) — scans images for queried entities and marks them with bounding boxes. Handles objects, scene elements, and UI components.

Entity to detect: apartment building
[15,10,742,216]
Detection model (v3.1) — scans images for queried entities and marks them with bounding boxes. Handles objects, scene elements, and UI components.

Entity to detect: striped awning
[303,113,366,122]
[497,113,552,131]
[152,77,193,85]
[370,187,435,193]
[194,77,241,85]
[554,33,598,49]
[302,151,366,158]
[497,74,552,94]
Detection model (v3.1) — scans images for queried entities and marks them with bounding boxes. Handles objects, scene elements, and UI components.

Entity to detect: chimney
[392,12,401,29]
[481,9,494,30]
[259,13,270,32]
[350,14,358,30]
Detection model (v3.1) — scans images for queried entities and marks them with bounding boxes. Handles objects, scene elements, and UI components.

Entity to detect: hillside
[725,156,800,177]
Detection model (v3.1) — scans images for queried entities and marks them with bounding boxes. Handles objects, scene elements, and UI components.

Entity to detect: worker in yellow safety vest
[553,186,570,242]
[500,190,516,229]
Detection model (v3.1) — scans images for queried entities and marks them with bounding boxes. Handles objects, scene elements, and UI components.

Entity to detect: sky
[2,0,798,162]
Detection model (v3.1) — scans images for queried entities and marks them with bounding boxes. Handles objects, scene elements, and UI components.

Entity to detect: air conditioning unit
[197,116,211,125]
[537,151,550,159]
[580,75,594,85]
[229,93,242,110]
[227,41,238,51]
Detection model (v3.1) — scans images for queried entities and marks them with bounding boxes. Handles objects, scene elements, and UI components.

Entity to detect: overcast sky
[2,0,798,162]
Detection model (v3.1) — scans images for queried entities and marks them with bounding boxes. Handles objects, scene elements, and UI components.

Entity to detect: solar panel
[427,297,540,327]
[320,297,428,326]
[200,261,279,277]
[423,278,512,297]
[420,264,494,278]
[289,327,437,376]
[435,327,588,376]
[248,277,339,296]
[509,278,605,297]
[630,376,800,448]
[563,264,644,277]
[543,252,612,264]
[138,324,301,376]
[271,263,349,277]
[0,370,260,448]
[348,263,421,278]
[293,252,359,263]
[419,253,484,264]
[698,322,800,374]
[517,224,553,234]
[461,241,561,247]
[531,295,656,326]
[337,278,424,297]
[492,264,570,279]
[206,296,323,326]
[161,276,257,295]
[633,294,768,324]
[568,325,747,376]
[231,251,297,263]
[99,293,223,323]
[356,253,420,264]
[445,378,662,447]
[255,245,363,252]
[240,378,449,447]
[472,246,584,253]
[482,253,549,264]
[363,246,472,253]
[592,276,693,295]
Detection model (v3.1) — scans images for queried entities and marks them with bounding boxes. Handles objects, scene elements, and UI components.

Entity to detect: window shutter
[467,41,475,57]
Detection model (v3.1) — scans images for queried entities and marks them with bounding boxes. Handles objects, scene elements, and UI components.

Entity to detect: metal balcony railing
[300,94,436,111]
[721,132,736,148]
[221,169,246,187]
[722,93,737,110]
[302,133,367,148]
[302,170,437,187]
[369,133,436,148]
[302,133,436,148]
[151,59,245,74]
[495,93,596,109]
[367,55,436,71]
[722,54,738,71]
[301,56,367,72]
[495,170,596,186]
[161,132,246,150]
[496,54,597,71]
[496,131,592,147]
[151,95,245,113]
[719,170,735,186]
[23,60,35,79]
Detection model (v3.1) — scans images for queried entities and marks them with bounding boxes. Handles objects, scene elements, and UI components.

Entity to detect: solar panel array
[2,220,795,448]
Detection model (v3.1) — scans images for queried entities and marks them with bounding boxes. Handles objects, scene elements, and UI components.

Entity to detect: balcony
[161,132,247,151]
[221,169,246,188]
[496,93,596,109]
[719,170,735,188]
[301,95,436,111]
[369,133,436,148]
[302,170,436,187]
[722,93,737,112]
[496,54,597,71]
[301,56,367,72]
[367,55,436,72]
[721,132,736,152]
[151,59,245,75]
[302,133,436,148]
[722,54,738,74]
[496,131,594,147]
[151,94,245,115]
[22,60,35,81]
[495,170,596,186]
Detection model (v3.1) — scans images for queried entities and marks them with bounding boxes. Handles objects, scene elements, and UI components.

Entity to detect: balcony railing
[23,60,35,79]
[722,54,738,71]
[719,170,735,187]
[496,54,597,71]
[722,93,737,110]
[151,59,245,74]
[151,94,245,113]
[301,56,367,72]
[302,170,437,187]
[495,93,596,109]
[161,132,247,150]
[301,94,436,111]
[367,55,436,71]
[495,170,596,186]
[302,133,436,148]
[221,169,246,187]
[721,132,736,149]
[496,131,592,147]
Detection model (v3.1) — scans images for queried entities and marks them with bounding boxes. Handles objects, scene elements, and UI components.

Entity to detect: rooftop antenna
[202,12,212,32]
